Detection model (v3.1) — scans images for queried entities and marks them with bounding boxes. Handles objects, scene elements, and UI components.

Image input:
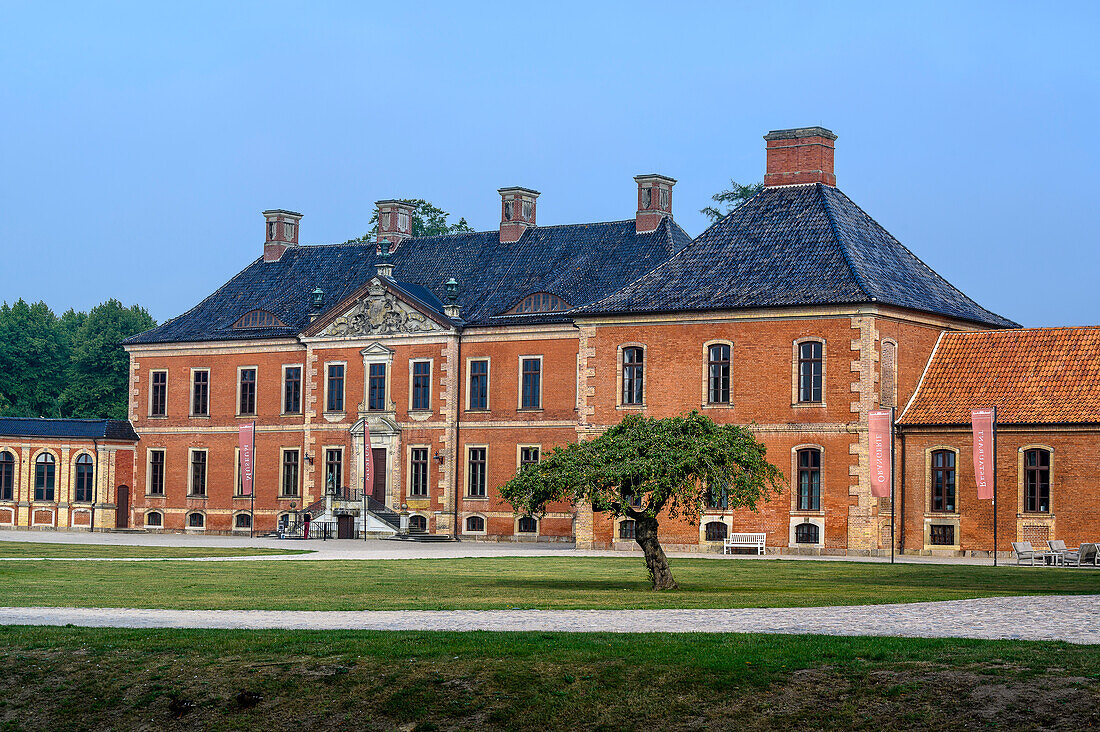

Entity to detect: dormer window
[505,292,571,315]
[232,309,286,329]
[504,201,514,221]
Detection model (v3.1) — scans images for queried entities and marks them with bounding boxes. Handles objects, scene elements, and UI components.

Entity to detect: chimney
[263,209,302,262]
[634,174,676,234]
[376,200,415,250]
[498,187,539,243]
[763,127,837,187]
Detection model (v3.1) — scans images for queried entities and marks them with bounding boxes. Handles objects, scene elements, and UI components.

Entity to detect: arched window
[517,516,537,534]
[235,513,252,529]
[74,454,94,503]
[1024,448,1051,513]
[704,521,728,541]
[622,347,644,405]
[795,522,819,544]
[796,449,821,511]
[707,344,731,404]
[34,453,55,501]
[187,512,205,528]
[465,515,485,533]
[505,293,571,315]
[0,451,13,501]
[618,519,636,540]
[232,310,286,329]
[409,514,427,533]
[931,450,956,512]
[145,511,163,527]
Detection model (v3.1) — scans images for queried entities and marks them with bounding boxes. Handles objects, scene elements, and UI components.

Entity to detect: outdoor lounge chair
[1048,539,1079,564]
[1074,543,1098,567]
[1012,541,1059,566]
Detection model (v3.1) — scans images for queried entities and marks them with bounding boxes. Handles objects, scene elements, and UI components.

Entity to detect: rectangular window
[468,360,488,410]
[619,520,636,539]
[326,364,345,412]
[705,484,729,509]
[239,368,256,415]
[412,361,431,411]
[1025,449,1051,513]
[520,446,540,469]
[0,454,13,501]
[150,370,167,416]
[521,357,541,409]
[235,449,243,496]
[798,341,823,403]
[148,450,165,495]
[467,447,487,497]
[410,448,429,497]
[189,450,207,496]
[368,363,387,411]
[284,366,302,414]
[797,449,821,511]
[931,450,956,512]
[708,344,731,404]
[191,370,209,416]
[324,448,343,493]
[622,347,644,405]
[930,524,955,546]
[281,449,300,497]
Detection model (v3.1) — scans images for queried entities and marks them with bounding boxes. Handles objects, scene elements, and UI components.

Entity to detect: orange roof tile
[898,326,1100,425]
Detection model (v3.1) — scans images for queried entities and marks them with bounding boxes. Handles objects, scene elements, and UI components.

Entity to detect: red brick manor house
[103,126,1099,555]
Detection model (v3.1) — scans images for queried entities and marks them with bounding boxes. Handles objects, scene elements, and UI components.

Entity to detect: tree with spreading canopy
[344,199,473,244]
[499,411,785,590]
[700,180,764,223]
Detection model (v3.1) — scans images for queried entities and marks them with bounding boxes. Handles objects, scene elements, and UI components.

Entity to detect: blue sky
[2,2,1098,326]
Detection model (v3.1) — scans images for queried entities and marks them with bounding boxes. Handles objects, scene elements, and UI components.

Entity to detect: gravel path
[3,595,1097,643]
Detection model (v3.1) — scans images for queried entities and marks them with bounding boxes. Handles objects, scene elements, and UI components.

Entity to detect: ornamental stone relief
[322,281,442,337]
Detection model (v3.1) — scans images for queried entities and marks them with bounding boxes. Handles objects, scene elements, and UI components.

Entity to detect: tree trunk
[634,516,678,590]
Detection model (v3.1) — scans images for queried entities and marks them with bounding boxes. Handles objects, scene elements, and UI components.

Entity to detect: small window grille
[465,515,485,532]
[146,511,163,527]
[930,524,955,546]
[704,521,728,541]
[187,512,205,528]
[795,522,819,544]
[232,310,285,329]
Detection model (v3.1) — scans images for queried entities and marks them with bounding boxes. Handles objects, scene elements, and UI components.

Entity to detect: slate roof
[0,418,140,441]
[578,183,1018,329]
[126,217,692,344]
[898,327,1100,425]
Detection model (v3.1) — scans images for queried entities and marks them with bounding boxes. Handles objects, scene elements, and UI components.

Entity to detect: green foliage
[701,180,764,223]
[0,298,155,419]
[500,411,785,523]
[344,199,474,243]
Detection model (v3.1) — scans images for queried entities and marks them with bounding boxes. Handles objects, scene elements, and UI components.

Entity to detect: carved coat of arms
[323,281,437,337]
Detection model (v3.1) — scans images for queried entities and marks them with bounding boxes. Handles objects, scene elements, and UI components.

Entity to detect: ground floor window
[145,511,162,527]
[465,515,485,533]
[235,513,252,529]
[187,512,205,528]
[930,524,954,546]
[34,453,55,501]
[518,516,537,534]
[619,519,635,540]
[795,522,819,544]
[704,521,728,541]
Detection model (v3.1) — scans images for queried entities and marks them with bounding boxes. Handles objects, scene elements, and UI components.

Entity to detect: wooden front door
[337,515,355,539]
[371,448,387,505]
[115,485,129,528]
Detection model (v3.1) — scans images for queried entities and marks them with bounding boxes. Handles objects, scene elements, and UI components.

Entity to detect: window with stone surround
[410,447,429,497]
[187,512,205,528]
[797,340,823,403]
[0,451,14,501]
[704,521,728,541]
[283,366,302,414]
[34,452,55,501]
[326,363,345,412]
[411,361,431,411]
[520,357,542,410]
[145,511,162,527]
[74,453,94,503]
[148,449,165,495]
[188,449,207,497]
[281,449,300,497]
[795,522,819,544]
[468,359,488,410]
[619,519,636,540]
[707,343,731,404]
[150,370,167,416]
[518,516,537,534]
[238,367,256,416]
[410,514,427,533]
[465,515,485,533]
[1024,448,1051,513]
[325,448,343,493]
[930,450,956,512]
[797,448,821,511]
[191,369,209,416]
[622,346,644,405]
[467,447,487,498]
[368,363,387,411]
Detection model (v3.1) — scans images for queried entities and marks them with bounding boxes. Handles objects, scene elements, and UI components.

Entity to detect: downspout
[90,438,99,533]
[897,429,906,555]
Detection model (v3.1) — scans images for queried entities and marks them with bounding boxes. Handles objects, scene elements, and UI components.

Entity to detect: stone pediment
[315,279,448,338]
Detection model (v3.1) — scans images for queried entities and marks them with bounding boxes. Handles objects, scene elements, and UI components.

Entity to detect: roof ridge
[817,183,873,301]
[898,330,944,423]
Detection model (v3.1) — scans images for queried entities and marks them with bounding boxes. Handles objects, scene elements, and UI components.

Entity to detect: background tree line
[0,299,155,420]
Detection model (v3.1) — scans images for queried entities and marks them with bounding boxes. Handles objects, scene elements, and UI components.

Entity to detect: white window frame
[324,360,347,414]
[148,368,168,418]
[517,354,544,411]
[465,444,489,499]
[189,367,211,417]
[516,444,541,471]
[466,356,491,411]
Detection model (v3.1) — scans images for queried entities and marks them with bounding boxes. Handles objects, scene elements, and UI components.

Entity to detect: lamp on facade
[434,451,445,464]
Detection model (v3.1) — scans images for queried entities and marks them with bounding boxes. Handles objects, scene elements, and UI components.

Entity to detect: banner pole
[890,406,896,565]
[250,420,256,539]
[992,406,998,567]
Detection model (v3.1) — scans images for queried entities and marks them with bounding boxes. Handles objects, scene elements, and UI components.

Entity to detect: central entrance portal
[371,448,387,504]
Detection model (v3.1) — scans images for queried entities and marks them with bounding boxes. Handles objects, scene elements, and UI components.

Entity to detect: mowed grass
[1,626,1098,730]
[0,540,312,559]
[2,556,1099,610]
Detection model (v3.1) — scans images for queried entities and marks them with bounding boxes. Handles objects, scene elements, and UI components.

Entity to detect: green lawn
[0,540,312,559]
[2,556,1098,610]
[1,626,1098,730]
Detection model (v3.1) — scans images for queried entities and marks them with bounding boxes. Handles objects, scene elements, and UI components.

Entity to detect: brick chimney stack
[634,174,676,234]
[498,187,539,243]
[376,200,415,250]
[263,209,302,262]
[763,127,837,187]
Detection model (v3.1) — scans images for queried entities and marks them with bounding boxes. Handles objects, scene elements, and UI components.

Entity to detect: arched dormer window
[505,293,571,315]
[232,310,286,329]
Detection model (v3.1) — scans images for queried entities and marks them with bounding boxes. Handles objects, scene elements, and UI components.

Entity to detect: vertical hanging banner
[972,408,995,500]
[238,422,255,497]
[868,409,893,498]
[362,421,374,498]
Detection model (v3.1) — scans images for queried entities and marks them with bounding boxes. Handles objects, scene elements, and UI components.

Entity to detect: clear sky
[2,2,1098,327]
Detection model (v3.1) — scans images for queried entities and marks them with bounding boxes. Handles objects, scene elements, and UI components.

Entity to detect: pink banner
[972,408,995,500]
[868,409,893,498]
[362,422,373,495]
[238,422,255,497]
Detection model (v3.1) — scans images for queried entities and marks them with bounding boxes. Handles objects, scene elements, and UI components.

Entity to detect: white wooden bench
[723,532,766,555]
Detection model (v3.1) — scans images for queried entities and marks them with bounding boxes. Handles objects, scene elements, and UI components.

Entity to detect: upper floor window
[191,370,209,416]
[931,450,956,512]
[798,341,823,403]
[520,446,540,470]
[412,361,431,411]
[368,363,387,411]
[74,454,94,503]
[797,448,821,511]
[232,310,285,329]
[239,368,256,415]
[622,347,644,405]
[521,358,541,409]
[398,211,410,231]
[705,483,729,510]
[659,188,669,210]
[467,447,487,497]
[34,453,55,501]
[1024,448,1051,513]
[325,448,343,493]
[150,370,167,416]
[410,448,429,497]
[326,364,345,412]
[283,366,302,414]
[0,451,13,501]
[148,449,165,495]
[469,360,488,410]
[505,293,571,315]
[522,201,533,220]
[708,344,731,404]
